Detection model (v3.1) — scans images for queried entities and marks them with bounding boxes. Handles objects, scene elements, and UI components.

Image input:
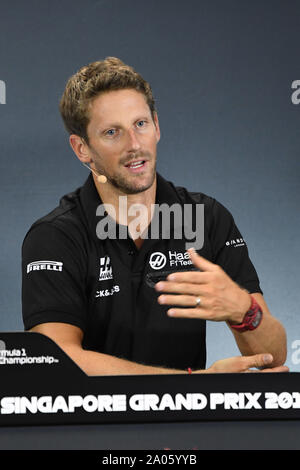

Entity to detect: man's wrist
[229,294,263,332]
[229,289,252,325]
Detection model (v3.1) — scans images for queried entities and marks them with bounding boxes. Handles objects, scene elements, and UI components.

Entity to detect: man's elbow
[271,334,288,367]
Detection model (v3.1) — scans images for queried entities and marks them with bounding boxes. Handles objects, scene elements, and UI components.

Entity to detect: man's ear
[153,112,161,143]
[69,134,92,163]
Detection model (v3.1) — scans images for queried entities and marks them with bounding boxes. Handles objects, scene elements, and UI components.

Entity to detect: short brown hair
[59,57,156,143]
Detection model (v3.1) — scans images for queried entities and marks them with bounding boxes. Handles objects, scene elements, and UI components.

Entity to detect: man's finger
[166,271,210,283]
[167,307,208,319]
[155,280,205,295]
[187,248,217,272]
[241,353,274,370]
[157,294,205,307]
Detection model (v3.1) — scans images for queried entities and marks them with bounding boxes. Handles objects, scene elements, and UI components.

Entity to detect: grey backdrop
[0,0,299,371]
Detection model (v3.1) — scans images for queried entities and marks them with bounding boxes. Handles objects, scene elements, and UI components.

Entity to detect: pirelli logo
[26,261,63,274]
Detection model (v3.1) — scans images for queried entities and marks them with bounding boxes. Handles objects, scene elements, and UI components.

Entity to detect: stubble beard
[96,153,157,195]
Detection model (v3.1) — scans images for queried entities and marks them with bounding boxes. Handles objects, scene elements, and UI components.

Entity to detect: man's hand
[155,247,287,367]
[155,247,250,324]
[197,353,289,374]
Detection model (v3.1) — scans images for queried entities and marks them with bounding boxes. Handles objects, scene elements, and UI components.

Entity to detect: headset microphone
[82,162,107,184]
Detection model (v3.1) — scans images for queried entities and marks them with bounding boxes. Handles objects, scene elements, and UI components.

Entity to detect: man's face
[85,89,160,194]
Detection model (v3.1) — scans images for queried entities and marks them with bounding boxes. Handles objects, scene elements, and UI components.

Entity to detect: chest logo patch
[99,256,113,281]
[149,252,167,270]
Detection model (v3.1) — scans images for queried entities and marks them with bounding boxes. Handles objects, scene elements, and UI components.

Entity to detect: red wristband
[187,368,192,375]
[229,295,263,332]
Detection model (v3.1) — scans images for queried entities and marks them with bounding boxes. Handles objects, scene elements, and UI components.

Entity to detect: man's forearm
[62,344,188,376]
[63,343,289,375]
[229,314,287,366]
[30,323,190,375]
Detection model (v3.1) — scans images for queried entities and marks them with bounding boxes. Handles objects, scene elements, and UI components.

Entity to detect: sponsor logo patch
[225,238,245,248]
[95,285,120,298]
[149,251,193,270]
[99,256,113,281]
[27,261,63,274]
[149,252,167,270]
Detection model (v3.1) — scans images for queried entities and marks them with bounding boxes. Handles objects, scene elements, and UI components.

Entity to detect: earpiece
[97,174,108,184]
[82,162,107,184]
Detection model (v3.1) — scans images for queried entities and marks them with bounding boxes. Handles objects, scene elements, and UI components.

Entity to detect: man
[22,57,287,375]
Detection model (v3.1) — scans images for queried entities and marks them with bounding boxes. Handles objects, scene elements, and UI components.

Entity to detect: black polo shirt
[22,172,263,371]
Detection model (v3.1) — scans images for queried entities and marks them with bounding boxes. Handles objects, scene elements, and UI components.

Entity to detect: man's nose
[126,128,141,151]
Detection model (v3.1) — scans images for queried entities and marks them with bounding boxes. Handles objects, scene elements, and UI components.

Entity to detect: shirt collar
[79,172,183,239]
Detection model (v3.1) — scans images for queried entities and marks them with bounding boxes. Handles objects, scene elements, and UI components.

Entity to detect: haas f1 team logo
[149,251,193,270]
[149,252,167,270]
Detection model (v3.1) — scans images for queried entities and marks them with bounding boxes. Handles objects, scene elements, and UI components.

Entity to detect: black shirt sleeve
[22,222,88,331]
[210,199,263,295]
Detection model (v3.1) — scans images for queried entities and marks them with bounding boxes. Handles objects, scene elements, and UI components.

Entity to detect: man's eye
[137,120,146,127]
[105,129,116,136]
